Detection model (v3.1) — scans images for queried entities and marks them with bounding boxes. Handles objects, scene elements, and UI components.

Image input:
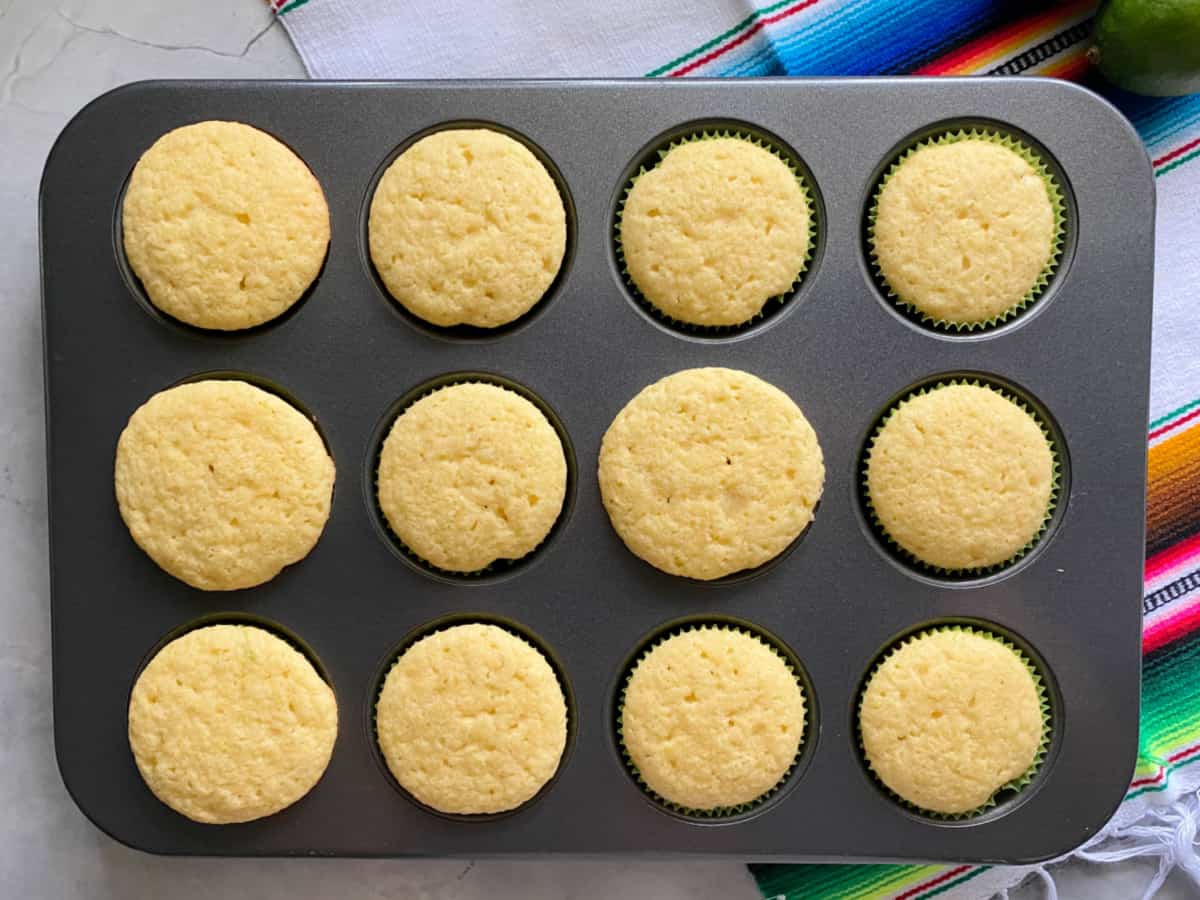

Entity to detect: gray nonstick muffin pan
[40,78,1153,862]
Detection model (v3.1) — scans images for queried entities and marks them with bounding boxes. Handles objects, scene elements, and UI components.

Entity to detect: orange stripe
[1148,423,1200,549]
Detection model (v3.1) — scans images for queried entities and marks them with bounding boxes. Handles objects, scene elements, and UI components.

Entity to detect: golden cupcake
[859,628,1045,815]
[375,623,567,814]
[870,134,1062,327]
[115,379,335,591]
[864,382,1055,571]
[128,624,337,824]
[619,135,811,327]
[619,626,805,811]
[599,367,824,580]
[368,128,566,328]
[122,120,329,330]
[376,382,567,573]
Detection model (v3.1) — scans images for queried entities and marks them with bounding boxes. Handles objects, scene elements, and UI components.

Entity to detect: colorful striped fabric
[271,1,1200,896]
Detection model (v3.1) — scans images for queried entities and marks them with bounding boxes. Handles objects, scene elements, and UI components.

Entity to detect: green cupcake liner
[857,624,1052,820]
[615,620,809,818]
[861,378,1062,577]
[372,376,571,580]
[613,128,816,336]
[866,128,1067,333]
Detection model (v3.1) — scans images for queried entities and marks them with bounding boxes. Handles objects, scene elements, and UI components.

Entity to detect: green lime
[1089,0,1200,96]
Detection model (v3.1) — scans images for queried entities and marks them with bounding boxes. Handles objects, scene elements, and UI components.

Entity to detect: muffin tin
[41,78,1152,862]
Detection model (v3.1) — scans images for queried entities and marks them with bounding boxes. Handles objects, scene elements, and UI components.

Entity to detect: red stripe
[1130,769,1163,788]
[1131,747,1200,788]
[1145,530,1200,582]
[894,866,974,900]
[1170,743,1200,763]
[1144,600,1200,654]
[668,0,822,77]
[1150,405,1200,441]
[1154,137,1200,168]
[1129,745,1200,789]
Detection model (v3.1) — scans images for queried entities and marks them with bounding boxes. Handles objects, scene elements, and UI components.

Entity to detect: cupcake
[864,382,1057,572]
[122,120,329,330]
[858,627,1047,816]
[368,128,566,328]
[128,624,338,824]
[599,367,824,580]
[375,623,568,814]
[869,131,1064,329]
[617,134,812,328]
[376,381,567,573]
[114,380,335,591]
[618,624,806,813]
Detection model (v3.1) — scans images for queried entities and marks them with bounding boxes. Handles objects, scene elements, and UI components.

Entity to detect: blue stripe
[715,0,1002,78]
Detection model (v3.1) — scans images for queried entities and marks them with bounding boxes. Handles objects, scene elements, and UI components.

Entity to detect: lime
[1088,0,1200,96]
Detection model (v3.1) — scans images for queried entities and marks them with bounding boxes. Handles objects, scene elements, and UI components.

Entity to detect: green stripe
[755,864,932,898]
[277,0,312,15]
[1150,397,1200,430]
[756,864,956,899]
[644,0,795,76]
[1156,147,1200,177]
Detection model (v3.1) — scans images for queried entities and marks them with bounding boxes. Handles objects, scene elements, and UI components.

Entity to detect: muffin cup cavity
[612,123,822,341]
[858,374,1066,582]
[360,121,577,342]
[855,621,1054,822]
[364,371,576,584]
[865,125,1068,335]
[613,616,817,822]
[367,613,576,821]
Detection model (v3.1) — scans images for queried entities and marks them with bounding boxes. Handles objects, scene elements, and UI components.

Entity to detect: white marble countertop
[0,1,1188,897]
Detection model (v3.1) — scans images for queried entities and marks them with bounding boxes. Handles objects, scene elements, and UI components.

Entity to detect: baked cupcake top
[871,136,1059,327]
[375,623,567,814]
[620,627,805,811]
[128,624,337,824]
[619,136,811,327]
[368,128,566,328]
[599,367,823,580]
[376,382,567,573]
[865,383,1055,571]
[859,628,1044,815]
[115,380,335,591]
[122,120,329,330]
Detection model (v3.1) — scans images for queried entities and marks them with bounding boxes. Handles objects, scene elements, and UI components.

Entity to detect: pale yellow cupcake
[368,128,567,328]
[115,380,335,591]
[122,120,329,330]
[376,382,567,573]
[870,133,1063,328]
[619,626,806,812]
[599,367,824,580]
[128,624,337,824]
[375,623,567,814]
[859,628,1046,816]
[619,135,812,327]
[864,382,1056,571]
